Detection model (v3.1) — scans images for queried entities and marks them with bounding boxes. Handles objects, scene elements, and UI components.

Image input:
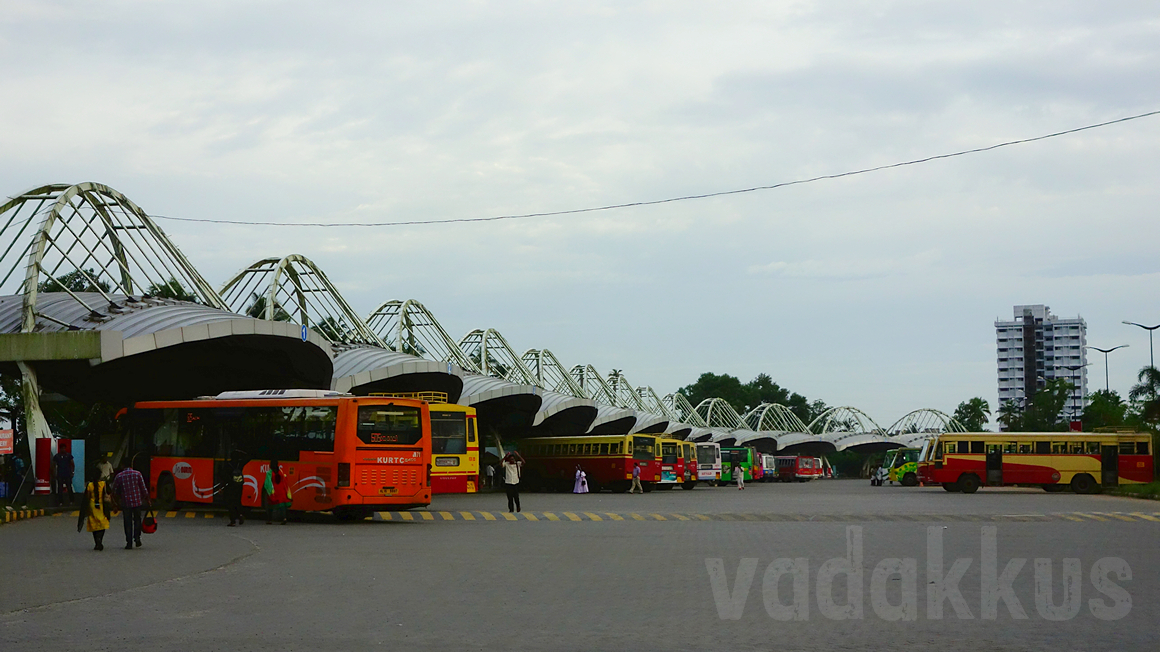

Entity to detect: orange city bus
[373,393,479,494]
[124,389,433,519]
[917,431,1153,494]
[522,434,661,492]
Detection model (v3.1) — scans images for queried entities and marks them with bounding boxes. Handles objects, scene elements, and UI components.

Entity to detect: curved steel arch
[0,182,226,332]
[694,397,745,431]
[743,403,811,434]
[606,370,648,412]
[219,254,382,347]
[664,393,708,428]
[521,349,586,398]
[888,409,967,448]
[366,299,476,370]
[569,365,621,406]
[808,406,886,436]
[457,328,539,386]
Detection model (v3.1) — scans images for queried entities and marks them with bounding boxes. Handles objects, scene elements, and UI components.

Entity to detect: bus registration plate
[379,486,398,496]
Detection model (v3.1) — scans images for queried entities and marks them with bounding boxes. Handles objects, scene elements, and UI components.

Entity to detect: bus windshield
[430,411,467,454]
[696,445,718,464]
[661,442,678,463]
[632,436,655,461]
[357,405,423,445]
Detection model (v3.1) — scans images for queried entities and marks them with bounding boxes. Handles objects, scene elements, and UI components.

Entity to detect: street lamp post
[1085,345,1129,392]
[1122,321,1160,369]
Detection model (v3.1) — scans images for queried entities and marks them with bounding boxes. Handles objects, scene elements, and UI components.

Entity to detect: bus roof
[933,431,1150,440]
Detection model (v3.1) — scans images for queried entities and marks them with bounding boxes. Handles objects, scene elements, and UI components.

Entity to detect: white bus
[695,442,722,485]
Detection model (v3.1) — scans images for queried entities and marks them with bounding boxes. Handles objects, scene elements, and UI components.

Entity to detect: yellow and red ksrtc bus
[522,433,661,492]
[657,438,698,490]
[917,431,1153,494]
[372,393,479,495]
[123,389,432,519]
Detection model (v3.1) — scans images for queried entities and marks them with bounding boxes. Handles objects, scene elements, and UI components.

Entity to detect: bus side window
[1051,442,1066,454]
[934,442,943,460]
[1069,441,1085,454]
[1003,443,1018,454]
[1138,441,1150,455]
[986,444,1001,454]
[467,420,476,443]
[970,441,985,454]
[1035,441,1050,454]
[1017,443,1032,454]
[611,442,620,455]
[1119,442,1135,455]
[956,441,968,455]
[1086,442,1101,454]
[600,443,609,455]
[551,444,560,455]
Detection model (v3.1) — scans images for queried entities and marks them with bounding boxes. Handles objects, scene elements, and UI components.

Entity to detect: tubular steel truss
[606,370,648,412]
[808,406,885,435]
[637,386,677,421]
[569,365,622,406]
[218,254,382,347]
[888,409,967,447]
[366,299,476,370]
[743,403,811,433]
[522,349,587,397]
[694,397,746,430]
[457,329,538,385]
[664,393,708,427]
[0,182,227,332]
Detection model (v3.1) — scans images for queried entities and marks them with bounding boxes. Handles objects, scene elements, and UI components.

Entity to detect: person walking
[573,464,588,494]
[264,460,292,525]
[485,463,495,489]
[734,462,745,490]
[112,465,150,549]
[53,448,75,506]
[629,463,643,494]
[502,451,524,513]
[96,453,114,483]
[225,452,247,527]
[77,471,112,551]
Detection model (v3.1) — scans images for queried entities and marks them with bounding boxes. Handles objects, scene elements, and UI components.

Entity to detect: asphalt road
[2,480,1158,651]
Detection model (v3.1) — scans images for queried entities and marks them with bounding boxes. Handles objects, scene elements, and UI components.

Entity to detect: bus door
[985,444,1002,486]
[1101,445,1119,487]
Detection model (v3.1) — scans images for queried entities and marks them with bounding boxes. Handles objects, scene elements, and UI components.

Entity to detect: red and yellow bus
[522,434,661,492]
[657,438,698,490]
[917,431,1153,494]
[373,393,479,494]
[124,389,432,519]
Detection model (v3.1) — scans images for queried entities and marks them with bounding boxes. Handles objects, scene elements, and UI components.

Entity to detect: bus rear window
[357,405,423,445]
[696,446,716,464]
[633,437,655,461]
[661,442,678,463]
[430,411,467,454]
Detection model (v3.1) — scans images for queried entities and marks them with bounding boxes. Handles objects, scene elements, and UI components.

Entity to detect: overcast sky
[3,1,1159,428]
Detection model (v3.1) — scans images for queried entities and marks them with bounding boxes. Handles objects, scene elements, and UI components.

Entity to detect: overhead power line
[151,109,1160,229]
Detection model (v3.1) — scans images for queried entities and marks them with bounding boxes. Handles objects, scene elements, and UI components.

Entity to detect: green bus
[720,446,761,485]
[887,447,922,486]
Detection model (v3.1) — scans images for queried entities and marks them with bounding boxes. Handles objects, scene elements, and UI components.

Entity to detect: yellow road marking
[438,511,454,521]
[166,511,177,518]
[1059,515,1084,522]
[671,514,689,521]
[184,512,196,519]
[70,510,80,517]
[399,511,413,521]
[459,511,476,521]
[1096,513,1137,522]
[523,513,539,521]
[378,512,392,520]
[1130,512,1160,522]
[543,512,560,521]
[563,512,581,521]
[604,512,624,521]
[420,511,434,520]
[650,514,666,521]
[480,511,496,521]
[694,514,711,521]
[204,513,214,518]
[583,512,602,521]
[501,512,517,521]
[1074,513,1108,522]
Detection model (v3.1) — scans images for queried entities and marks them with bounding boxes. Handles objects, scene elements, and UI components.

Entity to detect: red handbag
[141,511,158,534]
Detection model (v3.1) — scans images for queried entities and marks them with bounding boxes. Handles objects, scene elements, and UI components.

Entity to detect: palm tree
[1129,366,1160,424]
[996,400,1023,432]
[245,293,291,321]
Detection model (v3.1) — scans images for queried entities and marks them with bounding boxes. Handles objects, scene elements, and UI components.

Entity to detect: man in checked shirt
[112,465,152,549]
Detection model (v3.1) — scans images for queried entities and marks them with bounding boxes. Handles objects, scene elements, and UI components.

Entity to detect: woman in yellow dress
[77,473,111,551]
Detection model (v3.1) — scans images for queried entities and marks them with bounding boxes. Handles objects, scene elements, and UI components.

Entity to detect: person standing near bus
[112,464,150,549]
[53,449,75,506]
[502,451,524,513]
[629,463,643,494]
[96,453,114,483]
[573,464,588,494]
[225,452,247,527]
[264,460,292,525]
[734,462,745,490]
[77,470,111,551]
[485,463,495,489]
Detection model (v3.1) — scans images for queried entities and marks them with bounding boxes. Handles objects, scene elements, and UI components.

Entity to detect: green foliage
[245,293,292,321]
[677,372,822,424]
[952,397,991,431]
[37,269,111,293]
[1082,390,1128,430]
[146,278,198,302]
[1129,366,1160,427]
[997,379,1074,432]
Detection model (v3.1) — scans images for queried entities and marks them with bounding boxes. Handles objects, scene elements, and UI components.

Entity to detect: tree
[1128,366,1160,427]
[1013,379,1074,432]
[146,278,198,302]
[677,373,749,415]
[952,398,991,431]
[245,293,291,321]
[37,268,111,293]
[1081,389,1128,430]
[996,399,1023,432]
[315,317,350,343]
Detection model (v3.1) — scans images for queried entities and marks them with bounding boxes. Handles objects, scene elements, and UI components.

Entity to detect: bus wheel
[154,474,178,512]
[958,474,981,494]
[1071,474,1097,495]
[681,481,696,490]
[942,482,961,492]
[612,481,630,493]
[902,472,918,487]
[642,482,654,493]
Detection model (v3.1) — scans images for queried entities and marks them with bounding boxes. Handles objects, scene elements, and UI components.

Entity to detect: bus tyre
[154,474,178,512]
[958,474,981,494]
[1071,474,1097,495]
[642,482,654,493]
[942,482,961,492]
[902,472,918,487]
[681,481,696,490]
